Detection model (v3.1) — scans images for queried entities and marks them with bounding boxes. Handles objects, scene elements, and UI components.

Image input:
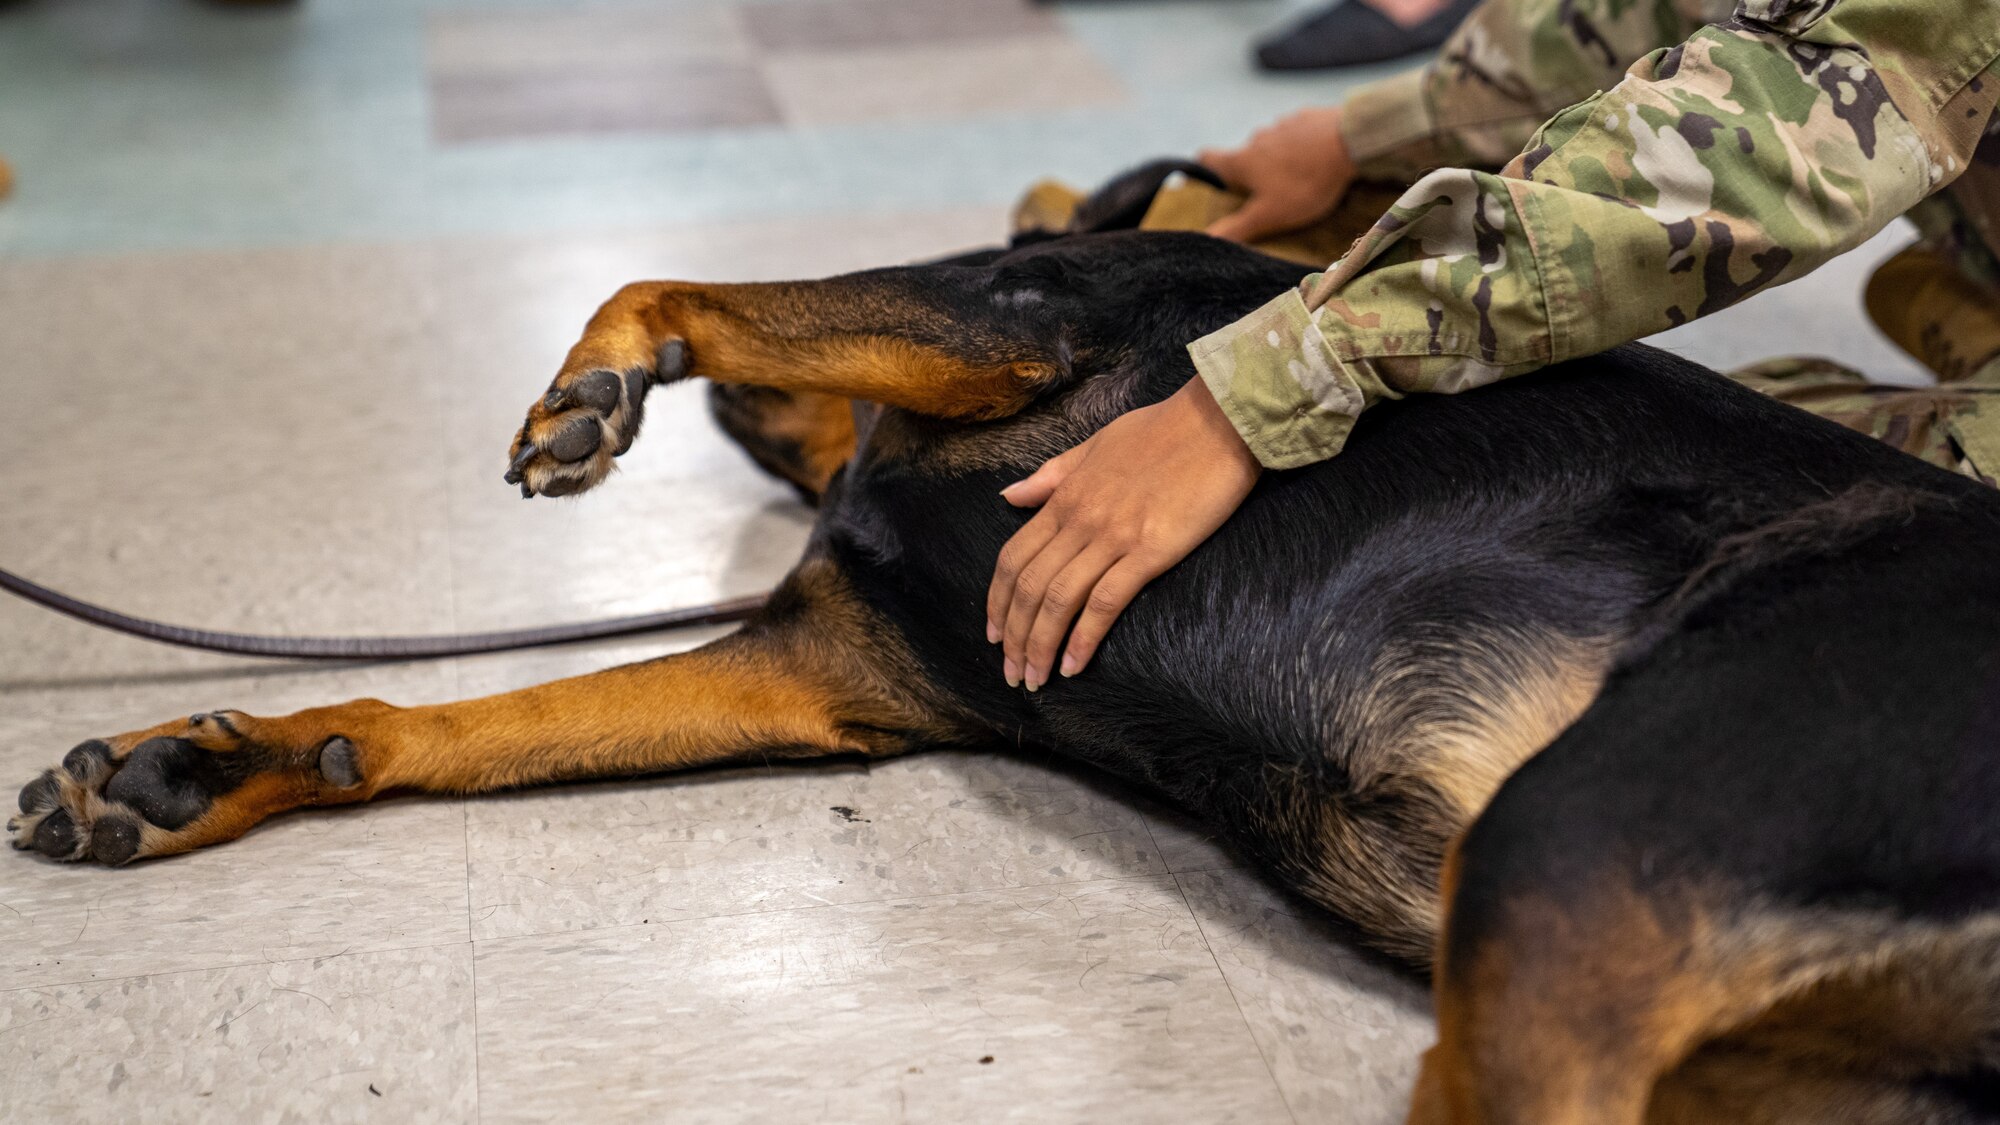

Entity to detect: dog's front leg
[10,565,947,866]
[505,267,1074,498]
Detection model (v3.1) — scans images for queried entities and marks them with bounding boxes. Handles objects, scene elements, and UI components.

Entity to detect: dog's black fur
[809,232,1995,916]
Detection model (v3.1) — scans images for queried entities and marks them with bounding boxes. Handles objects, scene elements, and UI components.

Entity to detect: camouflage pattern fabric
[1189,0,2000,472]
[1729,355,2000,487]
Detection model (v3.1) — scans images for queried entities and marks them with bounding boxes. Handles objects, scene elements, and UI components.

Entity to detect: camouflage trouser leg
[1725,357,1999,488]
[1802,201,2000,487]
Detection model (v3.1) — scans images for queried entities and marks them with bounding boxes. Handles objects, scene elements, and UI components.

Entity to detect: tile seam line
[1170,870,1303,1125]
[465,806,483,1125]
[0,933,477,995]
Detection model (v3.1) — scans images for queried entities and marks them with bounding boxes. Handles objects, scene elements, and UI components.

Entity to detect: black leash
[0,565,765,660]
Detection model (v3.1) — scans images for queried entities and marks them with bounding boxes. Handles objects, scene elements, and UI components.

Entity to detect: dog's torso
[807,235,2000,962]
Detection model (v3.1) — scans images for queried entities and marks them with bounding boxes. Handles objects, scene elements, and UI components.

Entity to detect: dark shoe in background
[1254,0,1481,71]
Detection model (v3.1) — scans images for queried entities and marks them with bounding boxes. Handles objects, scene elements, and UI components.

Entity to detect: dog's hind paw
[505,340,685,499]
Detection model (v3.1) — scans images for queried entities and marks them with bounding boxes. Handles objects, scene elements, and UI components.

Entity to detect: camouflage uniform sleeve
[1192,0,2000,471]
[1341,0,1721,179]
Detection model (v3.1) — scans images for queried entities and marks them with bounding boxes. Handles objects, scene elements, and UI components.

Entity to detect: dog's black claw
[613,369,650,456]
[91,817,141,866]
[657,339,689,381]
[520,482,535,499]
[33,808,78,858]
[505,444,538,485]
[571,369,623,415]
[62,740,113,781]
[538,476,583,498]
[542,387,569,412]
[17,771,59,815]
[546,414,604,463]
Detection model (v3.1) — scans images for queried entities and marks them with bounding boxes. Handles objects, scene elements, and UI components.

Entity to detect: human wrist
[1322,107,1357,182]
[1337,69,1434,180]
[1174,376,1260,475]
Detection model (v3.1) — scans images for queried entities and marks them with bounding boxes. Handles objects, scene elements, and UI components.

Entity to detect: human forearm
[1340,0,1715,180]
[1198,2,2000,470]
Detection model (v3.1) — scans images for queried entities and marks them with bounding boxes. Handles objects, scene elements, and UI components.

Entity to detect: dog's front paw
[504,339,688,499]
[10,710,375,866]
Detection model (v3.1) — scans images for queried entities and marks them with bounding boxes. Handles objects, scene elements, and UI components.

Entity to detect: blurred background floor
[0,0,1935,1121]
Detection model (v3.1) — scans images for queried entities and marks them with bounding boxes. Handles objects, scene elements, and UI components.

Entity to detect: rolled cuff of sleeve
[1340,68,1438,180]
[1187,286,1373,471]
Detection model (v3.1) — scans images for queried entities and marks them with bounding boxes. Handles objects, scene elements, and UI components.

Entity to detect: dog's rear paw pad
[508,347,681,499]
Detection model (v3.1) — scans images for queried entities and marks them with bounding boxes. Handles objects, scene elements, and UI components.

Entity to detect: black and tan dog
[12,180,2000,1122]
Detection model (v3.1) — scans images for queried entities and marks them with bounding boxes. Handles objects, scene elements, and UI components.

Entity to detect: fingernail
[1060,653,1079,677]
[1025,667,1044,692]
[986,620,1000,644]
[1003,657,1021,688]
[999,480,1023,496]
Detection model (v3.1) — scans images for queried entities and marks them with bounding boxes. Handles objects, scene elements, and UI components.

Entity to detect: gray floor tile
[0,943,477,1124]
[741,0,1059,52]
[763,36,1128,127]
[471,876,1291,1123]
[463,752,1168,940]
[0,242,479,990]
[0,244,457,672]
[427,5,754,78]
[0,789,470,990]
[432,63,782,144]
[1178,869,1434,1125]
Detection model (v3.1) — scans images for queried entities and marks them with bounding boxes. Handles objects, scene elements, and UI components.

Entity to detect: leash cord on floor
[0,565,767,661]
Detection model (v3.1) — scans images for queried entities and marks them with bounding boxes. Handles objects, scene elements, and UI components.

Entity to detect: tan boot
[1011,171,1407,269]
[1009,180,1085,239]
[1864,244,2000,384]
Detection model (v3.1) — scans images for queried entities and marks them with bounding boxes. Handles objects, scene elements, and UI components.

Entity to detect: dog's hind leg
[1410,854,2000,1125]
[507,266,1076,498]
[10,562,955,867]
[1406,847,1767,1125]
[706,384,859,503]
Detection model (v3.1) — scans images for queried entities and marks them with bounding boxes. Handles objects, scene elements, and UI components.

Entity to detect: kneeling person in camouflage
[985,0,2000,694]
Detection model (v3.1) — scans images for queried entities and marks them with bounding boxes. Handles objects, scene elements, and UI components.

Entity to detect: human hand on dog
[1199,107,1358,244]
[987,377,1260,691]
